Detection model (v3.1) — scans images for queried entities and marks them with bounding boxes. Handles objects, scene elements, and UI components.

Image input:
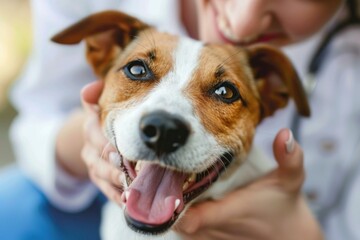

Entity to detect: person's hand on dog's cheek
[81,81,124,206]
[176,129,323,240]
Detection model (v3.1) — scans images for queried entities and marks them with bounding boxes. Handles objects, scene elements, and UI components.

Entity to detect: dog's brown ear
[51,11,149,77]
[246,44,310,119]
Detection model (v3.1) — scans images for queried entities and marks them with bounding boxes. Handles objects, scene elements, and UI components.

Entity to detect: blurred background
[0,0,32,168]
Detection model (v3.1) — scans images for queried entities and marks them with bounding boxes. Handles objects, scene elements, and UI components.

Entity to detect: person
[1,0,359,239]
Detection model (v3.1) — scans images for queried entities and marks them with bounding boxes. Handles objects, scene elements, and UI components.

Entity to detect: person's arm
[10,0,100,212]
[176,129,323,240]
[55,109,88,179]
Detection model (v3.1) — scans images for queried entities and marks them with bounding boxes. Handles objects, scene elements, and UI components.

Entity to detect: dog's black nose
[140,110,190,156]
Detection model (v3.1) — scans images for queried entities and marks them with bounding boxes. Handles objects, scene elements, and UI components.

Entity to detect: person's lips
[251,33,285,44]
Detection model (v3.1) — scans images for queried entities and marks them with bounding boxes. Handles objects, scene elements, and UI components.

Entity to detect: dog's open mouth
[119,152,233,234]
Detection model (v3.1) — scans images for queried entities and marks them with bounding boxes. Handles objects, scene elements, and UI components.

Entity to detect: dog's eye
[212,82,241,103]
[123,60,154,81]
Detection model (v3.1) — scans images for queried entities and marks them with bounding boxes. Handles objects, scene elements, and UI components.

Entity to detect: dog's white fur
[101,37,274,240]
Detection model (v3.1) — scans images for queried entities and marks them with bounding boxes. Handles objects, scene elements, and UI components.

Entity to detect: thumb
[81,81,104,112]
[273,128,304,192]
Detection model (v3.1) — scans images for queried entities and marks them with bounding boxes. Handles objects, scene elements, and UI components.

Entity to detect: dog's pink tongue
[126,162,186,225]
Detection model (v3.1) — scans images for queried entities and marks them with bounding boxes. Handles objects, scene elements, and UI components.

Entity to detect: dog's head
[53,11,310,235]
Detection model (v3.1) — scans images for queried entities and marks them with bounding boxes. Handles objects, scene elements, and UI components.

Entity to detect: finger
[273,128,304,192]
[82,144,123,186]
[91,173,123,205]
[83,113,109,150]
[95,157,124,186]
[81,81,104,112]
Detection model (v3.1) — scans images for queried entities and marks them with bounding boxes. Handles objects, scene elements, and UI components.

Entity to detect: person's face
[195,0,343,46]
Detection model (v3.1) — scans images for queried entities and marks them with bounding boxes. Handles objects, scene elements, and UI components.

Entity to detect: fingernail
[285,129,295,153]
[109,152,120,166]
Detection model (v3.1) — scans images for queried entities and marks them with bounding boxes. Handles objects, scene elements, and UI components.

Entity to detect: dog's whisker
[219,157,228,169]
[142,29,156,51]
[131,31,158,60]
[149,29,157,51]
[220,155,232,175]
[218,48,244,70]
[208,164,218,186]
[130,34,151,53]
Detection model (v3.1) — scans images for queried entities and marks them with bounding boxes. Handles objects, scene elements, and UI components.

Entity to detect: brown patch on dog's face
[186,45,262,156]
[186,43,311,158]
[98,29,178,123]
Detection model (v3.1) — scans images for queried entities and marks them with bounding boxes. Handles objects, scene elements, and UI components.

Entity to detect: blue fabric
[0,166,107,240]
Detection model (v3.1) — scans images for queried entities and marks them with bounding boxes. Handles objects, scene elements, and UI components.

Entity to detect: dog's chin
[118,152,234,235]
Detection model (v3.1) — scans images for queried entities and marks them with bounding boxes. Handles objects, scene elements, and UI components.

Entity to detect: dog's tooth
[135,161,142,173]
[188,173,196,183]
[175,199,180,211]
[182,181,189,191]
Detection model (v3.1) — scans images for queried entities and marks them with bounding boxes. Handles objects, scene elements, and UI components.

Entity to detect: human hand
[81,81,124,205]
[176,129,323,240]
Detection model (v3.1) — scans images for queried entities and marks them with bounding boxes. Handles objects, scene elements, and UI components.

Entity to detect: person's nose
[224,0,273,41]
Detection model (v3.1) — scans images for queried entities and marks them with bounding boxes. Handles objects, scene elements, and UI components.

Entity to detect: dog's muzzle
[119,110,234,235]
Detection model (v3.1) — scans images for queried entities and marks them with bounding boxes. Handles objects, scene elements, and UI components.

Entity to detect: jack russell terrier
[52,10,310,240]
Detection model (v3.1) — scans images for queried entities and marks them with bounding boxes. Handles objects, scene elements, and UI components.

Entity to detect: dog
[52,10,310,239]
